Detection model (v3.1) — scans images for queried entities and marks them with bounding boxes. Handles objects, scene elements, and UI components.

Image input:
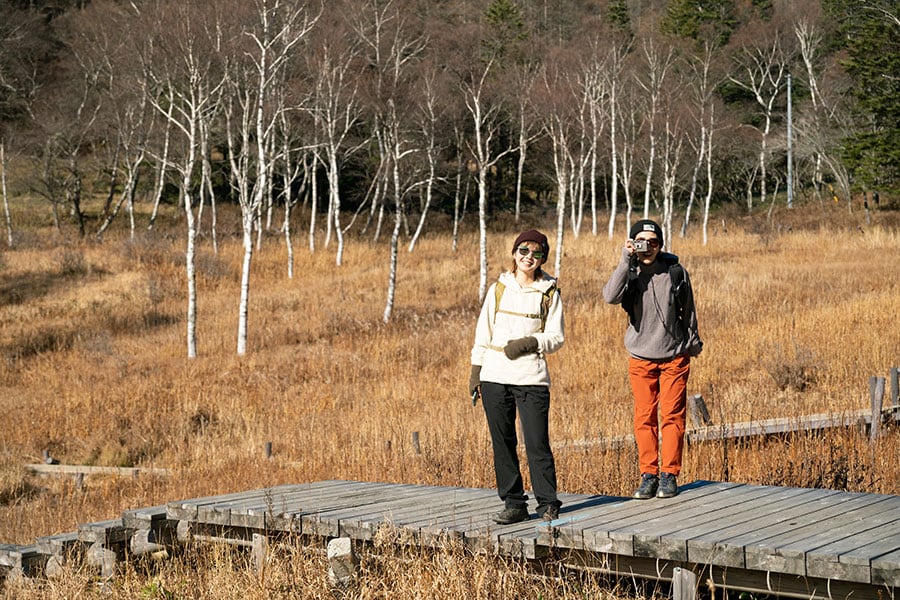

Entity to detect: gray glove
[503,336,538,360]
[469,365,482,396]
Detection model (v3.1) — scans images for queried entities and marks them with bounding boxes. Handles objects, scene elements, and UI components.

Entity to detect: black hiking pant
[481,382,561,516]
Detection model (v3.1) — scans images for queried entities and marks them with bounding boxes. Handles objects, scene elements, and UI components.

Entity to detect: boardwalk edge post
[327,537,358,590]
[672,566,698,600]
[869,376,885,441]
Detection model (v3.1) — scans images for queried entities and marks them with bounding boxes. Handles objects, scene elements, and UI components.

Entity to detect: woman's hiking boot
[493,506,529,525]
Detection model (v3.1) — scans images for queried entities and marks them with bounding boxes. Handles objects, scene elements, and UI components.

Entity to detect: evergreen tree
[827,0,900,190]
[607,0,631,35]
[482,0,528,65]
[661,0,736,48]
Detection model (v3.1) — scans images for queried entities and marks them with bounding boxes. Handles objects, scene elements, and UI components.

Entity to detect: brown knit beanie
[512,229,550,256]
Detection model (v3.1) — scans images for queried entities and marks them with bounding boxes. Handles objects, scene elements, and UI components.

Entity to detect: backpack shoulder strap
[539,283,557,332]
[493,280,557,333]
[665,257,689,336]
[492,281,506,325]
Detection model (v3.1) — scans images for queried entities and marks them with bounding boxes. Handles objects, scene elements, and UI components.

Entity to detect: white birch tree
[604,41,630,239]
[309,41,360,267]
[143,2,226,358]
[223,0,316,355]
[728,36,789,209]
[1,142,10,247]
[637,40,675,219]
[680,43,720,245]
[462,58,516,301]
[536,58,580,276]
[348,0,426,321]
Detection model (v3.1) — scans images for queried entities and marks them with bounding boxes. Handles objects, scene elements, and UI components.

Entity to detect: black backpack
[621,252,688,334]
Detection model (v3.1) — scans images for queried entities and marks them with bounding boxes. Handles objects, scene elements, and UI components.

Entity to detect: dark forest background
[0,0,898,245]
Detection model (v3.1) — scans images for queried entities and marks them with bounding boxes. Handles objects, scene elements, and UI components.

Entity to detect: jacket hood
[499,270,557,293]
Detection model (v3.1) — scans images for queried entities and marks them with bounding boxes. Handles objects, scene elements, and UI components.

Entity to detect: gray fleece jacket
[602,248,703,361]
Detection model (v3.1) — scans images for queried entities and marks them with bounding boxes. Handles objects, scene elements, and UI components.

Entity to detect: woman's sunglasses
[516,246,546,260]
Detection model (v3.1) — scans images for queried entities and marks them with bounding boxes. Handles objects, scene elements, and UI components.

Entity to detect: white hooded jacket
[471,270,565,387]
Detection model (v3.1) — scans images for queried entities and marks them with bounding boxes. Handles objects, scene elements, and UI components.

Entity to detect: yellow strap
[496,308,542,320]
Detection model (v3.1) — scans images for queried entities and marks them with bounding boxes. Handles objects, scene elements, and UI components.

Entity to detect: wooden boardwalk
[2,479,899,599]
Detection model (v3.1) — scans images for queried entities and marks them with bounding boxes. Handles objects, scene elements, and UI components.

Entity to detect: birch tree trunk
[1,143,11,247]
[231,0,315,355]
[702,119,715,246]
[463,59,515,301]
[310,44,359,267]
[637,41,674,219]
[728,37,788,209]
[681,44,717,239]
[408,73,440,253]
[659,115,684,252]
[148,88,174,231]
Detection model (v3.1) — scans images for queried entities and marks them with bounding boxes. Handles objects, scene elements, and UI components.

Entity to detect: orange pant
[628,355,690,476]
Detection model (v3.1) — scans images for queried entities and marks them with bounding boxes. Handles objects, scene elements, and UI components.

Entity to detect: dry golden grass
[0,195,898,597]
[1,532,644,600]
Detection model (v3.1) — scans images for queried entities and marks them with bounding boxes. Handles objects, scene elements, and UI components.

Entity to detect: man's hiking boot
[633,473,659,499]
[493,506,529,525]
[541,505,559,522]
[657,472,678,498]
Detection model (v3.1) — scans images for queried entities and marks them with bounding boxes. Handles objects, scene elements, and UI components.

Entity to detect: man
[602,219,703,499]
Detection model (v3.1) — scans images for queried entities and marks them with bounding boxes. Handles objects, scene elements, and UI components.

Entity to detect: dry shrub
[53,246,88,276]
[0,455,41,506]
[762,341,818,391]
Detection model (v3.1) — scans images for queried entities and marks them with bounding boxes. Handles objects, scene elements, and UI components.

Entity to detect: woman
[469,229,565,524]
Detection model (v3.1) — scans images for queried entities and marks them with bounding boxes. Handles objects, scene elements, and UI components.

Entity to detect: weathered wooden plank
[872,547,900,587]
[365,485,493,527]
[298,482,425,537]
[270,481,433,539]
[122,504,168,529]
[577,481,743,555]
[332,485,467,540]
[686,407,900,442]
[25,464,170,477]
[404,492,506,548]
[744,494,899,575]
[0,544,45,579]
[800,510,900,583]
[631,484,819,561]
[242,480,374,531]
[415,489,563,551]
[2,477,898,599]
[183,485,316,525]
[537,494,625,551]
[166,481,338,521]
[77,519,132,545]
[685,487,843,567]
[196,487,297,528]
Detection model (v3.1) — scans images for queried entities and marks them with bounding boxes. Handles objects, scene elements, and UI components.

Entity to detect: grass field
[0,194,898,598]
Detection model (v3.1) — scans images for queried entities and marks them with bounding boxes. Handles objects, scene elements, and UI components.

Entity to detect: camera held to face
[633,239,650,253]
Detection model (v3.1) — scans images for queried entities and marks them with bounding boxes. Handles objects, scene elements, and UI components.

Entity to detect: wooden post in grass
[869,376,885,441]
[251,533,268,574]
[412,431,421,454]
[687,395,712,428]
[672,566,698,600]
[891,367,899,407]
